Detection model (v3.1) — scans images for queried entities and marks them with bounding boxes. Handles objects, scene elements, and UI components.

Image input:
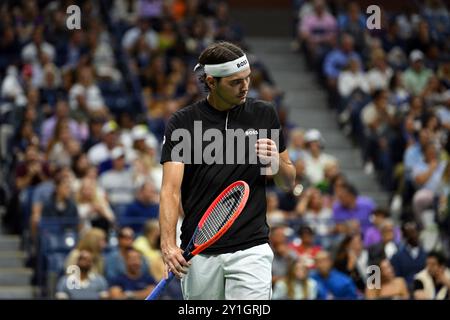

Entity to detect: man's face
[426,257,440,277]
[210,69,251,107]
[336,188,353,207]
[119,228,134,250]
[270,227,286,247]
[78,251,93,273]
[126,251,142,274]
[315,253,332,276]
[404,223,419,247]
[381,224,395,243]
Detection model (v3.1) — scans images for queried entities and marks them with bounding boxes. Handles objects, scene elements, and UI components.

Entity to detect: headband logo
[237,60,248,68]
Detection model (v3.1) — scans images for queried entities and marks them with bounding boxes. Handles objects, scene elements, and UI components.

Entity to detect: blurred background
[0,0,449,300]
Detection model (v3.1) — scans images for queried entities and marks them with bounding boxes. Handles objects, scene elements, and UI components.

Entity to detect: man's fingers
[164,264,169,279]
[175,254,190,268]
[167,261,184,278]
[256,138,275,144]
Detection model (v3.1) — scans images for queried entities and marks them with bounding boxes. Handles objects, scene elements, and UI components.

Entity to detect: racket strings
[194,185,245,245]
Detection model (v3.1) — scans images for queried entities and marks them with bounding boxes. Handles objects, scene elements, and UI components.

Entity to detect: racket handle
[145,272,176,300]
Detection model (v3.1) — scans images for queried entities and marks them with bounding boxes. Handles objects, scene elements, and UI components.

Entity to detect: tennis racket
[145,180,250,300]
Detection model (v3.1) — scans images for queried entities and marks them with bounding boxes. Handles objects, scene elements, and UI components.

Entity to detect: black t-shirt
[160,98,286,254]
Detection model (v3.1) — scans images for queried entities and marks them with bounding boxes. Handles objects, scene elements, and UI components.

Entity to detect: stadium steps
[246,37,390,207]
[0,227,35,299]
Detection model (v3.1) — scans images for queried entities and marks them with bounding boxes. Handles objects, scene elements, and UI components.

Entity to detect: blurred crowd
[266,0,450,300]
[0,0,449,300]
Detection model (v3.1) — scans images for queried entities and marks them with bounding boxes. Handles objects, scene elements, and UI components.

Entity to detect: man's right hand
[161,244,191,279]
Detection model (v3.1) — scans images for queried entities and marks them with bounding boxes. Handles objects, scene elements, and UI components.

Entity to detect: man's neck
[207,93,234,112]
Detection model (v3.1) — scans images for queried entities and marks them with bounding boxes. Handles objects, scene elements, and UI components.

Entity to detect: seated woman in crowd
[272,258,319,300]
[365,258,410,300]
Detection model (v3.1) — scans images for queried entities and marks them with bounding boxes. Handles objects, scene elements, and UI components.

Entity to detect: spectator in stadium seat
[404,127,431,181]
[413,251,450,300]
[87,120,120,166]
[390,222,427,291]
[299,0,337,66]
[109,248,156,300]
[30,167,75,240]
[289,225,322,269]
[56,249,109,300]
[403,50,433,96]
[303,129,337,185]
[68,65,107,118]
[83,116,105,153]
[287,128,306,163]
[360,89,397,169]
[368,218,400,265]
[15,144,50,192]
[104,227,149,283]
[75,177,115,234]
[46,119,82,168]
[365,258,410,299]
[21,26,55,64]
[333,182,375,234]
[122,17,159,53]
[127,124,162,189]
[311,250,358,299]
[98,147,135,213]
[41,175,78,219]
[41,99,88,149]
[389,71,411,112]
[295,188,333,249]
[366,49,394,93]
[337,1,367,55]
[337,57,369,100]
[1,65,27,107]
[412,144,448,226]
[272,258,319,300]
[86,29,122,83]
[65,228,107,275]
[270,225,299,284]
[133,219,165,281]
[380,18,408,55]
[62,30,87,69]
[334,233,368,293]
[364,208,401,247]
[123,179,159,223]
[323,33,361,94]
[267,191,288,227]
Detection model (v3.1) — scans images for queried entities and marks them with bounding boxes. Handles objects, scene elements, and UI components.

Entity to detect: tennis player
[159,41,296,299]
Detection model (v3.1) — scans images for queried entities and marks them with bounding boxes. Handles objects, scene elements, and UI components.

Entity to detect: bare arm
[273,150,296,192]
[256,139,296,192]
[160,161,190,279]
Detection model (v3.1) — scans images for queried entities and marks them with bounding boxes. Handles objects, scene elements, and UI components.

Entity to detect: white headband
[194,54,250,77]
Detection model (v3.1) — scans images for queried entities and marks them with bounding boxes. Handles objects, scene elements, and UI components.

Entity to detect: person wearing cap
[303,129,337,185]
[159,41,296,299]
[98,146,135,214]
[128,124,158,165]
[128,125,163,191]
[403,49,433,96]
[87,120,120,166]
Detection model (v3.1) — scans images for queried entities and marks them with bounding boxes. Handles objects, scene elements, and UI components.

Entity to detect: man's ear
[206,75,216,89]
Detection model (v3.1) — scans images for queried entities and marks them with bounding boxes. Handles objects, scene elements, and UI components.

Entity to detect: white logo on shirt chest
[245,129,258,136]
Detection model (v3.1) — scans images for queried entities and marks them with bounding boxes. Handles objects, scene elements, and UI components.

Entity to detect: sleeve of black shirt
[160,113,185,164]
[268,104,286,153]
